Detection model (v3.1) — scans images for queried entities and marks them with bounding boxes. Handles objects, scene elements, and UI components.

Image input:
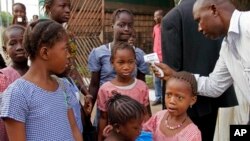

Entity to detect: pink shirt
[143,110,201,141]
[153,24,162,62]
[97,79,149,112]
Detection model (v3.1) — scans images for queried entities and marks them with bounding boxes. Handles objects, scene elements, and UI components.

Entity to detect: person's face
[4,28,27,63]
[47,36,70,74]
[113,12,134,42]
[111,49,136,79]
[118,118,143,141]
[128,35,136,46]
[165,78,197,117]
[47,0,71,24]
[12,4,26,23]
[193,4,226,39]
[154,11,162,24]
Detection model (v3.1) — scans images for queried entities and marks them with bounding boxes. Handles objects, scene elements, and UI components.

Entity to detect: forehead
[114,48,134,57]
[5,28,24,39]
[154,11,161,16]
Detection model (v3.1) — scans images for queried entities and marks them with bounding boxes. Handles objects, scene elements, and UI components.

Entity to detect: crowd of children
[0,1,202,140]
[3,0,246,141]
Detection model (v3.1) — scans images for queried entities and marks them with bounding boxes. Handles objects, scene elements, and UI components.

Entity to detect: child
[88,8,149,106]
[0,19,82,141]
[97,42,151,141]
[103,92,146,141]
[152,9,163,106]
[143,71,201,141]
[0,24,28,141]
[57,57,92,134]
[12,3,28,27]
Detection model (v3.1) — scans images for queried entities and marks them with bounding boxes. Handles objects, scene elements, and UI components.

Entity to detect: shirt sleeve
[135,48,150,74]
[0,84,28,123]
[97,85,108,112]
[0,73,9,92]
[142,112,158,132]
[62,79,77,109]
[88,48,101,72]
[197,53,234,97]
[142,83,150,106]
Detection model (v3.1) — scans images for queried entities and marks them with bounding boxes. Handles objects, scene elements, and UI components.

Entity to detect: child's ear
[40,46,49,60]
[113,123,120,133]
[190,96,197,106]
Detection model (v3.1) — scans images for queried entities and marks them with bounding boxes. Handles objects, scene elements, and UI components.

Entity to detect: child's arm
[145,104,152,121]
[98,111,108,141]
[68,109,83,141]
[89,71,101,107]
[3,118,26,141]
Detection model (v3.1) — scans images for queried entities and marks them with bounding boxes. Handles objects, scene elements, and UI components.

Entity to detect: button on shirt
[196,10,250,105]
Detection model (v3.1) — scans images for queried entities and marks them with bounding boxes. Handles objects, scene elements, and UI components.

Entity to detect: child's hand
[83,95,93,115]
[103,125,113,137]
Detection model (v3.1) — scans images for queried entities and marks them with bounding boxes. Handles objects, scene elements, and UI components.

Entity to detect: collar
[228,10,241,35]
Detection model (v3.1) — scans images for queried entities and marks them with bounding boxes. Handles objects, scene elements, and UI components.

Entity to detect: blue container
[136,131,153,141]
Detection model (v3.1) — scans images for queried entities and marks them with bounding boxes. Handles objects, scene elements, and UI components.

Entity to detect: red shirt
[153,24,162,62]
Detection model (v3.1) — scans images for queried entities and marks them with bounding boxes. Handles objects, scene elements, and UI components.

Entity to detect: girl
[104,92,146,141]
[0,19,82,141]
[12,3,28,27]
[44,0,93,103]
[0,25,28,141]
[97,42,151,141]
[88,8,149,106]
[143,71,201,141]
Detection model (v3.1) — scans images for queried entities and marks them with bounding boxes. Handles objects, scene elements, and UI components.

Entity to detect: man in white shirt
[155,0,250,124]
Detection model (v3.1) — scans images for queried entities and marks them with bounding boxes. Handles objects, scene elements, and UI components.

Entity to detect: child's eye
[177,96,184,101]
[9,41,17,46]
[166,93,172,98]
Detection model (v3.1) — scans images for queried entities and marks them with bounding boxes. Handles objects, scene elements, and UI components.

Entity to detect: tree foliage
[0,12,13,27]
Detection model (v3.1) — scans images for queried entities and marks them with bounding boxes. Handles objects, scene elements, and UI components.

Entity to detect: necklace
[165,115,187,130]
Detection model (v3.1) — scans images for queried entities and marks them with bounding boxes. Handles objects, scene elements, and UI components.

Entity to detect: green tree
[0,12,13,27]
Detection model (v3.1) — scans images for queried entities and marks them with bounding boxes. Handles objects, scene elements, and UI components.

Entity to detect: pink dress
[97,79,149,112]
[0,66,21,141]
[143,110,201,141]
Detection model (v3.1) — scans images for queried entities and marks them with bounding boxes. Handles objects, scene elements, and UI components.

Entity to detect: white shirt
[196,10,250,104]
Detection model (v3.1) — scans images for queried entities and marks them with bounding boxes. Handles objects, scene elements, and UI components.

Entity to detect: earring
[190,104,193,108]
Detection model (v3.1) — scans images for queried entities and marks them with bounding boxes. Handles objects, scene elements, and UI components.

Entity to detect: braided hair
[107,91,146,125]
[23,19,67,60]
[110,41,136,62]
[170,71,198,96]
[111,8,134,24]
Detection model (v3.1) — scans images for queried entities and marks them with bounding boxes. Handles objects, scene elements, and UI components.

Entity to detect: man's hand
[152,63,175,80]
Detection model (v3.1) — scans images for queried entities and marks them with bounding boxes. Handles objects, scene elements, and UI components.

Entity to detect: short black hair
[2,24,26,51]
[110,41,136,62]
[12,2,26,11]
[111,8,134,24]
[107,91,146,125]
[43,0,55,15]
[23,19,67,60]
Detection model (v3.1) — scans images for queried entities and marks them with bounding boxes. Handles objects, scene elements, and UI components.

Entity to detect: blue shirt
[88,44,149,85]
[0,78,75,141]
[62,77,83,132]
